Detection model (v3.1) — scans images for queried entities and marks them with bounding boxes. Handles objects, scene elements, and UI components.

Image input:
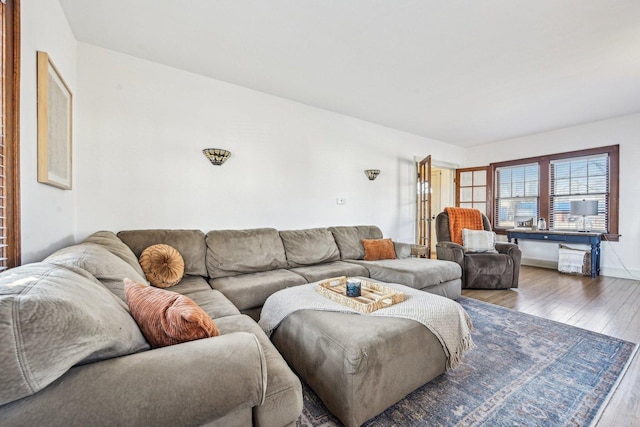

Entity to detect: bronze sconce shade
[202,148,231,165]
[364,169,380,180]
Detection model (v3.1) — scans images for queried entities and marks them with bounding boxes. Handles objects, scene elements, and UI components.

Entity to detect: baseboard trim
[599,267,640,281]
[521,258,558,270]
[521,258,640,281]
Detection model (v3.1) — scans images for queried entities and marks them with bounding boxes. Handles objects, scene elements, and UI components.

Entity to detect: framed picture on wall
[37,51,73,190]
[514,215,535,229]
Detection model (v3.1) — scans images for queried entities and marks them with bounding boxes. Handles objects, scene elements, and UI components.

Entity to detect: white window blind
[495,163,539,228]
[550,154,609,232]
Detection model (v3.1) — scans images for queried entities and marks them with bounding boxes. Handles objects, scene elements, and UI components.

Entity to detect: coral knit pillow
[362,238,397,261]
[139,244,185,288]
[124,279,219,348]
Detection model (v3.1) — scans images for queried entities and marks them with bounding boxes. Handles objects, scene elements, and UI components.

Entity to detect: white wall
[24,15,637,277]
[74,44,465,247]
[21,0,78,263]
[464,113,640,279]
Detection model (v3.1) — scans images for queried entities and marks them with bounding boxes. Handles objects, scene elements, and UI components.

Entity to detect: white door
[430,169,442,257]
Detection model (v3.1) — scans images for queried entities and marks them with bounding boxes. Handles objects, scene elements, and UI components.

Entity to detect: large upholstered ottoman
[270,310,448,427]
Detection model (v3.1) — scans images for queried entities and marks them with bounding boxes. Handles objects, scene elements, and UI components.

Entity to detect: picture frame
[514,215,536,229]
[37,51,73,190]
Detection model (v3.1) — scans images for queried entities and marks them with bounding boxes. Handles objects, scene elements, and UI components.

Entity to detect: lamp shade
[570,199,598,216]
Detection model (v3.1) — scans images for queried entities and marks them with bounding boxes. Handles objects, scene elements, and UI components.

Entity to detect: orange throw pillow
[362,238,397,261]
[124,278,219,348]
[139,244,185,288]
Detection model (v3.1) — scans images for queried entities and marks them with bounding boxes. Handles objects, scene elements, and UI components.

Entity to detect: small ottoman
[270,309,447,427]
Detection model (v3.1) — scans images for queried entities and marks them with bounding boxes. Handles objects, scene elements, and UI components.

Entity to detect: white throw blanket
[558,247,586,274]
[259,281,474,370]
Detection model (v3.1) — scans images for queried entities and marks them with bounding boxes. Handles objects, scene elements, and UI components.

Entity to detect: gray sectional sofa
[0,225,462,426]
[200,226,462,320]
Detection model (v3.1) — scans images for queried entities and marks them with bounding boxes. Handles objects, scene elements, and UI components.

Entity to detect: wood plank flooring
[462,266,640,427]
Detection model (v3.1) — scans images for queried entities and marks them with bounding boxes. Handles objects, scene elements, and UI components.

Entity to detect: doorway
[416,156,456,258]
[430,166,455,257]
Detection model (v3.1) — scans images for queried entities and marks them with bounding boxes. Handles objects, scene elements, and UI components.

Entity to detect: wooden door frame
[1,0,21,268]
[417,155,431,257]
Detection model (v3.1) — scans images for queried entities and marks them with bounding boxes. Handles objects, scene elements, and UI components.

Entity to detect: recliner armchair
[435,210,521,289]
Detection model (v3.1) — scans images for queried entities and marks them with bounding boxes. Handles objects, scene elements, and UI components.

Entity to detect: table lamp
[570,199,598,232]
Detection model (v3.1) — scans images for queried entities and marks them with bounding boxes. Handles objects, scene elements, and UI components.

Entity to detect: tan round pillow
[139,244,185,288]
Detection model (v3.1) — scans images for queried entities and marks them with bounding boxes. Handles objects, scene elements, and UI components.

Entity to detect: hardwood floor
[462,266,640,427]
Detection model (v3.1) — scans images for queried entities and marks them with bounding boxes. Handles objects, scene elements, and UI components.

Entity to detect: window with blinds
[550,154,609,232]
[495,163,539,229]
[488,145,618,238]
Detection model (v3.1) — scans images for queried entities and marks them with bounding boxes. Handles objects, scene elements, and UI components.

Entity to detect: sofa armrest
[435,242,465,267]
[393,241,413,259]
[0,332,267,427]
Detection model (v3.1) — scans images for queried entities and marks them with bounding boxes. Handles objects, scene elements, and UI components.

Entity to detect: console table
[506,229,604,278]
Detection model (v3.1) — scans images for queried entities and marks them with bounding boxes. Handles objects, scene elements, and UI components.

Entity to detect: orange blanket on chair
[445,207,484,246]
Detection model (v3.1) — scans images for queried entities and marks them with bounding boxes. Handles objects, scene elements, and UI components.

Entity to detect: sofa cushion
[82,231,146,278]
[210,269,307,311]
[363,238,397,261]
[118,230,208,277]
[279,228,340,267]
[348,258,462,290]
[0,263,149,406]
[169,274,215,295]
[186,289,242,320]
[288,261,369,283]
[328,226,384,260]
[124,279,219,348]
[206,228,288,279]
[170,275,242,319]
[139,244,185,288]
[44,243,149,303]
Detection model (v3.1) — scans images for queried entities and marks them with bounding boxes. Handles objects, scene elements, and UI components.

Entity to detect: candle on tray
[346,280,361,297]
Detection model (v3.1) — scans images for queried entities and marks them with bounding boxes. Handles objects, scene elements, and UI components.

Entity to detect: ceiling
[58,0,640,146]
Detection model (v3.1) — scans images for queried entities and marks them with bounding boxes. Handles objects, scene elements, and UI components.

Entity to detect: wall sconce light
[202,148,231,166]
[364,169,380,180]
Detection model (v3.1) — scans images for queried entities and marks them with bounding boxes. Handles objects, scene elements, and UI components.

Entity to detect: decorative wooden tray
[316,276,405,313]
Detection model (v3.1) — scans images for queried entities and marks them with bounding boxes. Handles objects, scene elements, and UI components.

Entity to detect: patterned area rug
[297,296,637,427]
